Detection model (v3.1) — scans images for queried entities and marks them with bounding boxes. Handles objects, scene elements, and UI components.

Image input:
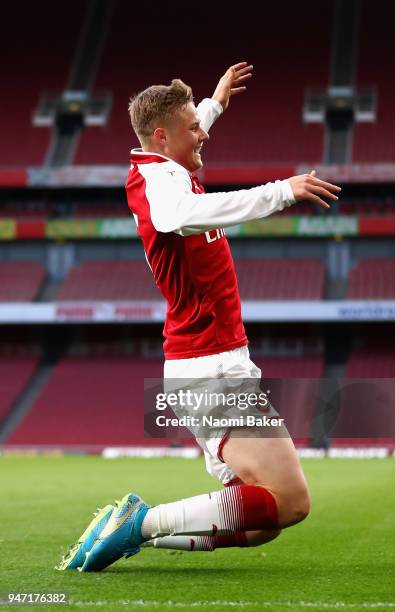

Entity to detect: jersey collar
[130,148,172,165]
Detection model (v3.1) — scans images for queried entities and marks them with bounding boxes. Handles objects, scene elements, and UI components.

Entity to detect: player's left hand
[212,62,253,111]
[288,170,341,209]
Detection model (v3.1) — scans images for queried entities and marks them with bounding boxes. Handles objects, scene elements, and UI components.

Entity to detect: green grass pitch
[1,456,394,611]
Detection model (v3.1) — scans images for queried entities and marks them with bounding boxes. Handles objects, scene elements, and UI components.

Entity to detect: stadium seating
[0,356,38,423]
[345,345,395,378]
[236,259,325,300]
[1,1,87,167]
[0,262,46,302]
[338,199,395,216]
[4,0,395,168]
[57,259,325,301]
[333,344,395,442]
[0,201,51,219]
[73,201,130,218]
[352,1,395,162]
[6,355,167,447]
[57,261,158,300]
[253,354,324,444]
[74,0,332,166]
[5,352,324,448]
[0,199,130,219]
[347,259,395,298]
[254,355,324,379]
[272,202,315,217]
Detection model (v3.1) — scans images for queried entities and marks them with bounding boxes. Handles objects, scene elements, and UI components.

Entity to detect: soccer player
[58,62,341,571]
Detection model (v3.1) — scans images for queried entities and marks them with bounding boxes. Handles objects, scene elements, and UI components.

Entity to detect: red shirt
[126,152,247,359]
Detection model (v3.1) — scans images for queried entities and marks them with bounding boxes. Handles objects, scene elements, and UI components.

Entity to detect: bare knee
[226,467,310,528]
[275,487,311,528]
[220,434,311,529]
[231,463,311,528]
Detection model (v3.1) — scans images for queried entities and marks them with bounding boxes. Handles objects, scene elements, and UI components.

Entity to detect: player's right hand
[288,170,341,209]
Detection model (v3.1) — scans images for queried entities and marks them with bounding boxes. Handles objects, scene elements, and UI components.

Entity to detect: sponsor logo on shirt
[205,228,225,243]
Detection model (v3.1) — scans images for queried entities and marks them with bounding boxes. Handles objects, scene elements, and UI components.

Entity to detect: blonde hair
[128,79,193,142]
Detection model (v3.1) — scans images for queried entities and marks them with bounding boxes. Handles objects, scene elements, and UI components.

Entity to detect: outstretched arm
[146,166,341,235]
[212,61,253,111]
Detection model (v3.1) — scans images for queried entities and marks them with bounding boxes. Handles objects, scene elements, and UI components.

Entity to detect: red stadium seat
[0,262,45,302]
[253,355,324,445]
[347,259,395,299]
[333,345,395,443]
[57,261,158,300]
[235,259,325,300]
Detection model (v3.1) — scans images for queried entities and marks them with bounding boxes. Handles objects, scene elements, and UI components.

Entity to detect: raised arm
[197,62,254,133]
[212,62,253,111]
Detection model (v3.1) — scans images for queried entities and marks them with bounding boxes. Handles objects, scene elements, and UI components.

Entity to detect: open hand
[288,170,341,209]
[212,61,253,111]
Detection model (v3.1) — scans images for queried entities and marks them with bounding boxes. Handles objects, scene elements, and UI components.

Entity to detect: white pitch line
[70,600,395,609]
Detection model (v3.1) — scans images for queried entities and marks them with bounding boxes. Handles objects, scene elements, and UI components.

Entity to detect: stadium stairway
[0,357,47,443]
[309,363,346,449]
[325,0,359,164]
[47,0,114,166]
[4,355,174,450]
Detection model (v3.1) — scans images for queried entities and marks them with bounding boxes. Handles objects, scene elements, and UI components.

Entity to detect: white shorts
[164,346,261,486]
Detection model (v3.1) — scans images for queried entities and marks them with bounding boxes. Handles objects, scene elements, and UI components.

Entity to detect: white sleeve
[196,98,223,132]
[144,163,296,236]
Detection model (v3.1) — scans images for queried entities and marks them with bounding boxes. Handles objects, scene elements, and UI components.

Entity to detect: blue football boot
[56,504,115,570]
[80,493,149,572]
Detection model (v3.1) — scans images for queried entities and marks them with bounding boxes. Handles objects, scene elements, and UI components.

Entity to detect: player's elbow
[152,216,200,236]
[151,217,178,233]
[151,211,189,235]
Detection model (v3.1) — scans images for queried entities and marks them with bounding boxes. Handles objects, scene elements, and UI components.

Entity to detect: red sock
[237,484,278,530]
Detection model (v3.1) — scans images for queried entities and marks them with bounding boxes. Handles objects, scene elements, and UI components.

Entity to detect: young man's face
[163,102,209,172]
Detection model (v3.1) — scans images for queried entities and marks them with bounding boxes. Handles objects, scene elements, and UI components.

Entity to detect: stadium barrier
[0,301,394,323]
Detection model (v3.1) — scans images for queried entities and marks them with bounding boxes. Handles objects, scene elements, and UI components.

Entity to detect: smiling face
[157,102,209,172]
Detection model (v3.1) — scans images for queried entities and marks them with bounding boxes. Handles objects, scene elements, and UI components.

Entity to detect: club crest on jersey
[205,229,225,243]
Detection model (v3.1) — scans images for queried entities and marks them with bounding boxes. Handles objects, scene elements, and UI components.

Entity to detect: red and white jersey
[126,99,295,360]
